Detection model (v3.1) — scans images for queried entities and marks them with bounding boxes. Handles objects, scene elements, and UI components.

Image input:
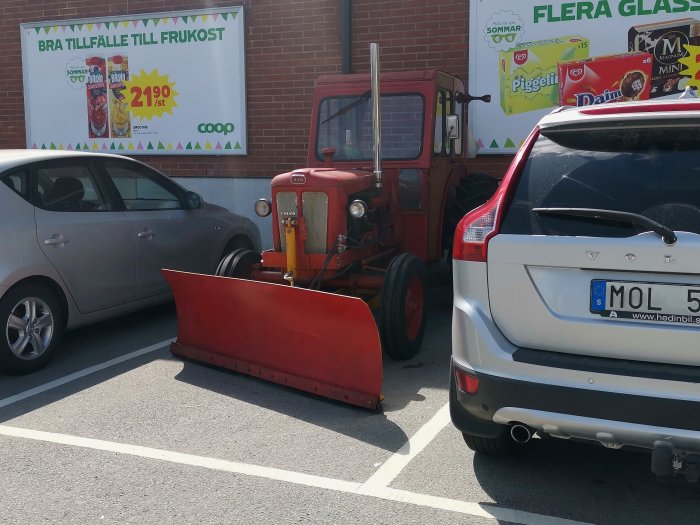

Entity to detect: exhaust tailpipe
[510,424,532,444]
[370,42,382,190]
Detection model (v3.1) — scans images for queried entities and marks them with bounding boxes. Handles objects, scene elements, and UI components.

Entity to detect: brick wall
[0,0,511,179]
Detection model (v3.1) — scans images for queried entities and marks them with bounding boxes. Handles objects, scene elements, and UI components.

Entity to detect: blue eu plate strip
[590,280,607,312]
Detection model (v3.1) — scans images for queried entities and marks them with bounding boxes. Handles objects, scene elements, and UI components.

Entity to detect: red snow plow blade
[163,270,383,409]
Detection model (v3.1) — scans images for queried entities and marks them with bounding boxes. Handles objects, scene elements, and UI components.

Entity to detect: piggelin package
[628,18,700,98]
[559,52,653,107]
[499,36,589,116]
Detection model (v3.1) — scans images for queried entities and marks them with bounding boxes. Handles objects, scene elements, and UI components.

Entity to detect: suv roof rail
[579,101,700,116]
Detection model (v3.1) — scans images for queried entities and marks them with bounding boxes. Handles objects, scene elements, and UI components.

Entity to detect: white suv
[450,97,700,483]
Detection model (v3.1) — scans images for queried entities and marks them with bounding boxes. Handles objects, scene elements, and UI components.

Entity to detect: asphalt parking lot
[1,273,699,525]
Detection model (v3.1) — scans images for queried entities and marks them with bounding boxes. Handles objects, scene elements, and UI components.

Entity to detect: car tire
[215,249,261,278]
[462,432,515,457]
[0,283,64,375]
[379,253,427,360]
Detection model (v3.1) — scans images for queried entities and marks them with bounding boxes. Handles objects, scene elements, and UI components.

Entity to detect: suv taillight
[452,198,501,262]
[452,126,540,263]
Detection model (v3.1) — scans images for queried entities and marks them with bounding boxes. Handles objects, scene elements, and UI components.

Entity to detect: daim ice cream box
[499,35,589,115]
[559,52,653,107]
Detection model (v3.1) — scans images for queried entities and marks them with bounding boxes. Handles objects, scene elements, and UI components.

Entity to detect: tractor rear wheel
[215,249,261,278]
[379,253,427,360]
[443,173,500,259]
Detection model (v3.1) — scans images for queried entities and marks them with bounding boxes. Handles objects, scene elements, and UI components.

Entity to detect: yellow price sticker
[679,44,700,90]
[124,69,179,120]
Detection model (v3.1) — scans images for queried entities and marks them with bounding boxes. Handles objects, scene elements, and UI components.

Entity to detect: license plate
[590,279,700,325]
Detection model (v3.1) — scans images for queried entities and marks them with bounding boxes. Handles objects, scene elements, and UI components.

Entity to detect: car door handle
[44,235,68,246]
[137,229,155,239]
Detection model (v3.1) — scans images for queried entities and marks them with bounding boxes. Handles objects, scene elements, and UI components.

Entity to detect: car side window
[36,162,113,212]
[103,160,182,211]
[1,170,30,200]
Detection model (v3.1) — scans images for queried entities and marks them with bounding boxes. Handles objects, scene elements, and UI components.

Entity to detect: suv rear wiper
[532,207,677,246]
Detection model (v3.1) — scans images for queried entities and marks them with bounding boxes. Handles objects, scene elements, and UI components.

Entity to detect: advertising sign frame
[20,6,247,156]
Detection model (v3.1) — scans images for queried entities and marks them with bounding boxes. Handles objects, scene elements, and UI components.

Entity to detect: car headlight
[254,198,272,217]
[349,199,368,219]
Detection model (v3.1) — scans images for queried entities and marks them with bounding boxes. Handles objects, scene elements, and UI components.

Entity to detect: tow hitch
[651,443,700,483]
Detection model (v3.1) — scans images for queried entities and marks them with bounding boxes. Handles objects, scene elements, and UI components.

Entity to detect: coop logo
[514,50,529,65]
[197,122,235,135]
[568,67,584,81]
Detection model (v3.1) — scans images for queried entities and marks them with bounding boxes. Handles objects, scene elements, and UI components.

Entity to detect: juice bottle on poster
[108,55,131,138]
[85,56,108,138]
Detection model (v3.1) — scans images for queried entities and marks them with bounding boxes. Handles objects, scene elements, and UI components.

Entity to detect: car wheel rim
[404,276,424,341]
[6,297,54,360]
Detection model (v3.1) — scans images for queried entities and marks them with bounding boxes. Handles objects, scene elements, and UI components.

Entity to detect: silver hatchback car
[451,97,700,482]
[0,150,260,374]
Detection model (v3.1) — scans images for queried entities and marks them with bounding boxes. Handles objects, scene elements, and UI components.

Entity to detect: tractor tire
[443,173,500,259]
[221,236,255,260]
[215,249,261,278]
[0,282,64,375]
[379,253,427,360]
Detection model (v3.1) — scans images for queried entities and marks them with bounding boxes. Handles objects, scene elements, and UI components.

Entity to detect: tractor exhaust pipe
[510,424,532,444]
[370,42,382,190]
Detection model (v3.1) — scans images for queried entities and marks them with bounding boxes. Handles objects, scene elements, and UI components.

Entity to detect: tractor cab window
[316,94,424,161]
[433,89,454,156]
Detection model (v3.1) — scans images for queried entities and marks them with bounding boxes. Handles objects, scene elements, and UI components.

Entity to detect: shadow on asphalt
[168,266,455,452]
[472,436,700,525]
[0,302,177,422]
[0,262,455,454]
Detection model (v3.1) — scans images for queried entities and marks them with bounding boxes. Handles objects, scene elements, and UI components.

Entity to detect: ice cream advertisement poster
[470,1,700,154]
[20,7,246,155]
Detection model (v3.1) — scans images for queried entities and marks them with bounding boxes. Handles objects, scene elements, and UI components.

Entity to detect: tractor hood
[271,167,375,195]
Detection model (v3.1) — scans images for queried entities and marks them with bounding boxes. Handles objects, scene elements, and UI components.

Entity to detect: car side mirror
[184,191,202,210]
[446,114,460,140]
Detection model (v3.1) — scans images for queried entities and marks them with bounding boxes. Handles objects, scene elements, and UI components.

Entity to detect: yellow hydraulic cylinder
[283,218,297,286]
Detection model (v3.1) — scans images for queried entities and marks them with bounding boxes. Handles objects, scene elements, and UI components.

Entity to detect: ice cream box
[499,35,589,115]
[628,18,700,98]
[558,52,653,107]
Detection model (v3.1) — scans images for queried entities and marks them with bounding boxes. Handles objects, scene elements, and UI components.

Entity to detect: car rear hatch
[488,119,700,367]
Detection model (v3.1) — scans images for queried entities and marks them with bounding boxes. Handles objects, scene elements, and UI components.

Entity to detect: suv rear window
[500,122,700,238]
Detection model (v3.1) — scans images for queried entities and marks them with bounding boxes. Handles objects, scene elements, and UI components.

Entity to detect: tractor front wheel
[379,253,427,360]
[215,249,261,278]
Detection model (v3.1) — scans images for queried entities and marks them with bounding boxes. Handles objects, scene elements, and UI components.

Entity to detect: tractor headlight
[254,198,272,217]
[349,199,368,219]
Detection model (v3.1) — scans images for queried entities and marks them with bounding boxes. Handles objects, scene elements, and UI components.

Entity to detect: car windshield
[316,93,424,161]
[500,122,700,237]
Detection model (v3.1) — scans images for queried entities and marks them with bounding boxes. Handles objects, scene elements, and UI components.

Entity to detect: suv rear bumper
[450,360,700,452]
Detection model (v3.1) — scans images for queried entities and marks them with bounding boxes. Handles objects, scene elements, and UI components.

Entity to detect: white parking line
[360,403,451,490]
[0,338,174,409]
[0,425,591,525]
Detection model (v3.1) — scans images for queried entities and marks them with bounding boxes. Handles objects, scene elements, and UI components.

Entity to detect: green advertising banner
[20,7,246,155]
[469,1,700,154]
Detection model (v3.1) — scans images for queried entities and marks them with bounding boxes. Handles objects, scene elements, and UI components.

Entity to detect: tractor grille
[302,192,328,253]
[276,191,328,253]
[276,192,297,252]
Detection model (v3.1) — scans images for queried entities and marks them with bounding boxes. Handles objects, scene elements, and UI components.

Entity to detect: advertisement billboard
[469,1,700,154]
[20,7,246,155]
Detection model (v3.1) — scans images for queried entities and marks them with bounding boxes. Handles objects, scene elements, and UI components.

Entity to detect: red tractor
[164,45,496,409]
